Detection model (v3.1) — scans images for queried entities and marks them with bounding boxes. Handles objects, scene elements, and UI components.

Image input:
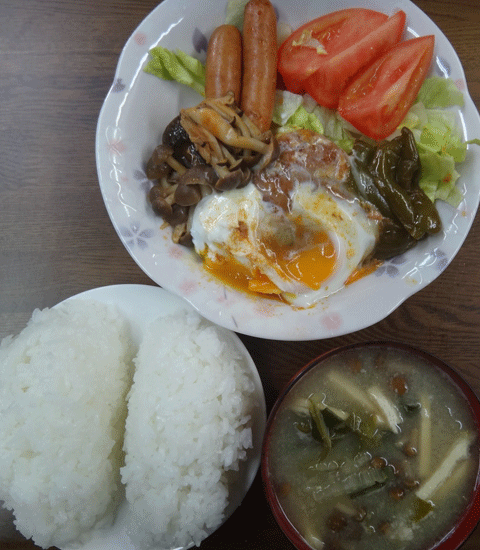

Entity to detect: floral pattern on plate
[95,0,480,340]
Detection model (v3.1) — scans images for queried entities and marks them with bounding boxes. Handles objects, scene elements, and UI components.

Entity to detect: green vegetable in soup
[308,459,389,501]
[268,348,479,550]
[308,398,332,460]
[412,496,435,522]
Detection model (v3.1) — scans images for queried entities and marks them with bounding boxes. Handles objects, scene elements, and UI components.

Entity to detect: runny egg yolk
[203,217,337,297]
[203,257,281,296]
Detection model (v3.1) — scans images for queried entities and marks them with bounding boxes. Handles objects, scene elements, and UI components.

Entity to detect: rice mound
[0,299,134,549]
[121,309,255,550]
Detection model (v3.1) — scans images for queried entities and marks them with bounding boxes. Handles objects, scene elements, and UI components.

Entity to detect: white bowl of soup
[262,342,480,550]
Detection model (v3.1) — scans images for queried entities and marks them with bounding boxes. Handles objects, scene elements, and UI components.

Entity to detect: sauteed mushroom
[147,144,187,180]
[177,165,218,188]
[162,116,205,168]
[145,92,278,247]
[180,91,278,188]
[174,184,202,206]
[173,165,217,205]
[148,184,189,226]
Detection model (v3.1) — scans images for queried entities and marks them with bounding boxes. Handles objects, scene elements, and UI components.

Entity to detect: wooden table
[1,0,479,548]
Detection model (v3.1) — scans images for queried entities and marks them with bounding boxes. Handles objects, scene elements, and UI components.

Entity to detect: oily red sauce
[253,129,352,213]
[202,129,379,304]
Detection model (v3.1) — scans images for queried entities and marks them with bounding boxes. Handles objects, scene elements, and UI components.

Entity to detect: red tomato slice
[278,8,389,95]
[337,35,435,140]
[304,10,406,109]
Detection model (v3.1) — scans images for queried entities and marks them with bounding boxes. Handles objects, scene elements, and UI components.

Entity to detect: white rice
[0,299,134,549]
[121,310,255,550]
[0,303,256,549]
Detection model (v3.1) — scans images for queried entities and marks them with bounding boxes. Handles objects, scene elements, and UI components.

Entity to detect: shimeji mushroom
[174,165,217,205]
[147,144,188,178]
[148,184,189,227]
[146,92,279,246]
[180,92,278,189]
[147,160,219,244]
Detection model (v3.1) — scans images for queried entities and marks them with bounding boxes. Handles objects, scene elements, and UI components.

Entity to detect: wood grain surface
[1,0,479,548]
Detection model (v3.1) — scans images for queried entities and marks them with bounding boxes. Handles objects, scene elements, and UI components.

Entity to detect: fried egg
[190,130,382,307]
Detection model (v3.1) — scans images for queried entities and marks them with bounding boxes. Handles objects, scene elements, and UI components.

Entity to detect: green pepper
[370,148,427,240]
[371,141,441,239]
[394,128,441,235]
[410,189,442,235]
[349,128,442,251]
[349,141,394,218]
[348,162,394,219]
[396,127,422,189]
[352,139,376,164]
[373,219,416,260]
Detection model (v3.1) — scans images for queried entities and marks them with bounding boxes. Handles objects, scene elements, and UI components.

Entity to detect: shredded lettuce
[273,90,355,152]
[225,0,249,29]
[144,46,205,96]
[416,151,462,206]
[288,105,325,135]
[416,76,465,109]
[274,79,478,208]
[398,76,479,207]
[309,103,356,153]
[272,90,303,126]
[143,43,477,210]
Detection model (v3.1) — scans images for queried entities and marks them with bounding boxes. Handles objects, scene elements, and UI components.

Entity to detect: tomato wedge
[304,10,406,109]
[278,8,394,96]
[338,35,435,140]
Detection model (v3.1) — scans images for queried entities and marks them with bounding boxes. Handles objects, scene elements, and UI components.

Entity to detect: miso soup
[265,345,480,550]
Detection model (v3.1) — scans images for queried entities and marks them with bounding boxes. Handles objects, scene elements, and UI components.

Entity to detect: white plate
[95,0,480,341]
[57,284,266,550]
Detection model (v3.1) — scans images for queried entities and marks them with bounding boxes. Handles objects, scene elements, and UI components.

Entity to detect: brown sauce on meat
[252,129,352,213]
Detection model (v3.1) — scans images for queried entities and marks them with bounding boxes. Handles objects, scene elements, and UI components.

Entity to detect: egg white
[190,180,380,307]
[290,183,379,306]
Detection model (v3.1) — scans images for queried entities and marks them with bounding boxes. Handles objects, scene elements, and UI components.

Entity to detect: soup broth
[266,346,479,550]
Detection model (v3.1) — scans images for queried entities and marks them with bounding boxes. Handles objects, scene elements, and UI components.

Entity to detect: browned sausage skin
[205,24,242,104]
[241,0,277,132]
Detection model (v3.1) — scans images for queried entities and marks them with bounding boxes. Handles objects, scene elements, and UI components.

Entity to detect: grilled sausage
[205,24,242,104]
[241,0,277,132]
